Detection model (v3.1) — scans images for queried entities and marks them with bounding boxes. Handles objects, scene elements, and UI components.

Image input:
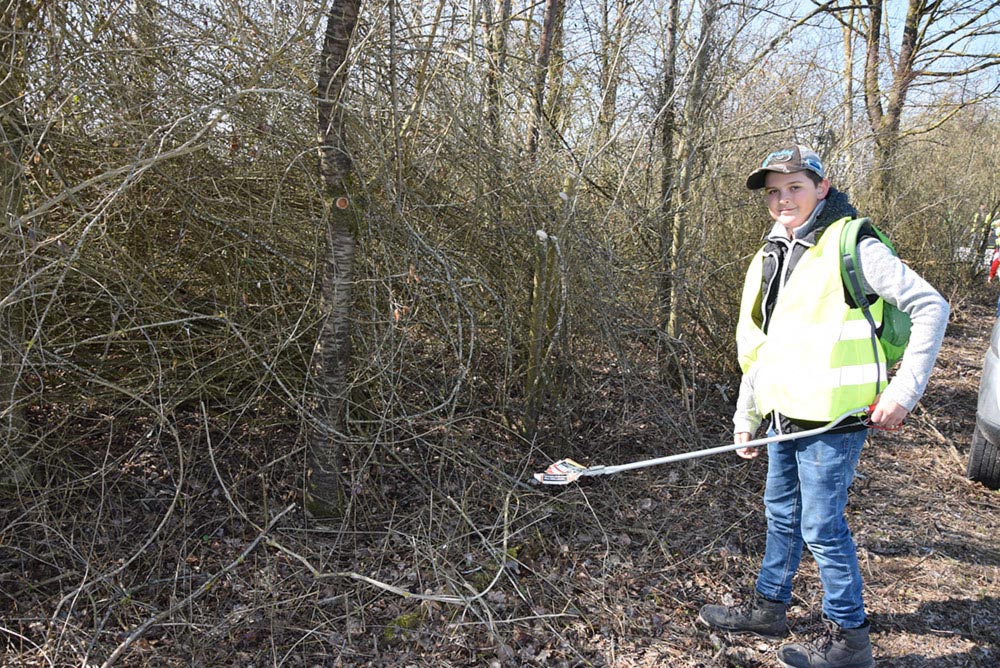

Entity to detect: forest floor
[3,299,999,668]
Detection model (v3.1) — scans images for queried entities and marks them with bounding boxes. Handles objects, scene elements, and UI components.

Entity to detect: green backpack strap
[839,218,886,390]
[840,218,869,309]
[839,218,895,307]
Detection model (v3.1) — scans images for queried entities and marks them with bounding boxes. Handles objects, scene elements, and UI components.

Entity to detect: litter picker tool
[534,405,875,485]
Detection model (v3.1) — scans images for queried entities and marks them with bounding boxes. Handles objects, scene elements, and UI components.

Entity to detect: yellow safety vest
[736,217,886,421]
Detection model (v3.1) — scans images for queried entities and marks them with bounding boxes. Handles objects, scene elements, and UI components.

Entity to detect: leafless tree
[483,0,512,228]
[309,0,362,516]
[527,0,563,155]
[596,0,635,146]
[827,0,1000,210]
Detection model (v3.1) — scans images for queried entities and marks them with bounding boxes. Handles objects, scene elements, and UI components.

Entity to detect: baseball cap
[745,144,825,190]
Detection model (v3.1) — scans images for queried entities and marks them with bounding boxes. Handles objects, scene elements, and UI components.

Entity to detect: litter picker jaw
[533,405,873,485]
[534,459,602,485]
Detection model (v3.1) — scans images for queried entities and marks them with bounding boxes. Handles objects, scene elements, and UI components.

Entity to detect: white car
[970,317,1000,489]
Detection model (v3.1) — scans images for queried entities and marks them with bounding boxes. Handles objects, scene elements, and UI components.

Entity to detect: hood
[794,188,859,242]
[763,187,859,244]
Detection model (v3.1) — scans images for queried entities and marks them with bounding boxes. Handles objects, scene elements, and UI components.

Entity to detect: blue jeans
[755,429,867,629]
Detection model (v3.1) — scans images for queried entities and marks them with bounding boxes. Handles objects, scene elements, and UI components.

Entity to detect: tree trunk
[544,0,566,139]
[862,0,921,214]
[663,0,717,387]
[484,0,511,147]
[526,0,562,156]
[597,0,628,146]
[483,0,511,228]
[309,0,362,518]
[0,1,37,488]
[839,2,857,192]
[657,0,679,336]
[524,231,561,440]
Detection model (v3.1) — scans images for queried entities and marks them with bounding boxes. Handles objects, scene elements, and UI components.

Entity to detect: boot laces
[734,594,766,618]
[815,620,845,654]
[732,594,773,622]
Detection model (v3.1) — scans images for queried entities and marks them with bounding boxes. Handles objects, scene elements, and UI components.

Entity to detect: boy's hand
[735,431,758,459]
[869,398,908,429]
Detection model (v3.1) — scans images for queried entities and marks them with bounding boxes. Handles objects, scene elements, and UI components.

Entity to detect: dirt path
[612,302,999,668]
[472,301,1000,668]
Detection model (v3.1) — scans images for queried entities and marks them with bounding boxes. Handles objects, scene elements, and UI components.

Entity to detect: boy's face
[763,171,829,235]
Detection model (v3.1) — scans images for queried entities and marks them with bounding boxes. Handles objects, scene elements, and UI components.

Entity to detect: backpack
[839,218,912,385]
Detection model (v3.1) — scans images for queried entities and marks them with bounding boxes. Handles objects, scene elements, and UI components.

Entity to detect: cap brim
[745,168,769,190]
[745,165,812,190]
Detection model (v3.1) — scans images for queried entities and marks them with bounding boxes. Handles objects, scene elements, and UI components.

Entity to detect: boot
[777,617,874,668]
[698,591,788,638]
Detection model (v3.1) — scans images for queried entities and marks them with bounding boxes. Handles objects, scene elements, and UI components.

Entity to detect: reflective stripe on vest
[736,217,886,422]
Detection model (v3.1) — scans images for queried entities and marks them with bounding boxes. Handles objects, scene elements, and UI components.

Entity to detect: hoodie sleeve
[857,238,950,410]
[733,366,763,436]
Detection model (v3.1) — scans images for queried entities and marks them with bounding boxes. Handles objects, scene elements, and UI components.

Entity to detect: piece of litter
[533,458,587,485]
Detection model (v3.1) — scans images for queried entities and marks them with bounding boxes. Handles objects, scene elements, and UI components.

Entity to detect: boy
[698,145,949,668]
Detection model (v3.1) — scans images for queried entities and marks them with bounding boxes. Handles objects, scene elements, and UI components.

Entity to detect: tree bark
[309,0,362,517]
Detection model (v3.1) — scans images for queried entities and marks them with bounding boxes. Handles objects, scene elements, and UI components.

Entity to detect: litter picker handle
[594,406,870,476]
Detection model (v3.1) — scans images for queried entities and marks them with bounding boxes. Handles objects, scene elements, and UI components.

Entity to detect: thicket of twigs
[3,2,1000,666]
